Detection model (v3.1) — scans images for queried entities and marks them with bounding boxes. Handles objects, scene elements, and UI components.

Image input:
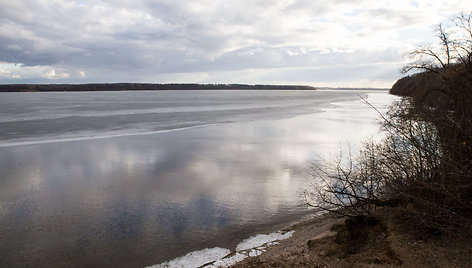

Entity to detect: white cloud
[41,69,57,79]
[41,69,69,79]
[0,68,10,77]
[0,0,471,86]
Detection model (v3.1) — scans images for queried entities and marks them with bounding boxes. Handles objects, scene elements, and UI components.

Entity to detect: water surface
[0,90,394,267]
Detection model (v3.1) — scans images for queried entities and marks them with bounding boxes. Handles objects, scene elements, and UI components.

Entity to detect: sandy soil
[229,208,472,267]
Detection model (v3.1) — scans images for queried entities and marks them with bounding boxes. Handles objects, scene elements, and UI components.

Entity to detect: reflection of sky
[0,91,395,267]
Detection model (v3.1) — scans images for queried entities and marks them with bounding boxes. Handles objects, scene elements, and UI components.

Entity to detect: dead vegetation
[231,13,472,268]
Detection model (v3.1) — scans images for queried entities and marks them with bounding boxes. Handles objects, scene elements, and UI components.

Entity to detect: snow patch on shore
[148,230,294,268]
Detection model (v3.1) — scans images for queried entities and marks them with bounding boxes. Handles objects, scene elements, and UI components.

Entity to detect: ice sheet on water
[205,253,247,268]
[149,230,295,268]
[235,230,294,251]
[146,247,230,268]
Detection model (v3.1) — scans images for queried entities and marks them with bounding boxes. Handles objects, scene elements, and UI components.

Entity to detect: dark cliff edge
[390,64,472,104]
[0,83,317,92]
[389,71,447,99]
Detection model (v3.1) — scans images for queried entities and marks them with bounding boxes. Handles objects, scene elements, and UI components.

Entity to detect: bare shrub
[305,98,441,217]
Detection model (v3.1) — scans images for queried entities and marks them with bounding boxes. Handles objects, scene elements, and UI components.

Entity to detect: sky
[0,0,471,88]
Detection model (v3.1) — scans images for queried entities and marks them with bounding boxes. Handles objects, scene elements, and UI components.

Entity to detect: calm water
[0,90,394,267]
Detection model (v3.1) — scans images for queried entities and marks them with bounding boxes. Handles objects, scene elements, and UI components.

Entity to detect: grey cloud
[363,8,425,28]
[188,46,403,73]
[1,0,460,86]
[253,64,402,85]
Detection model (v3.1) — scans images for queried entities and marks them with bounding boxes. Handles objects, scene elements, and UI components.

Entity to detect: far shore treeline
[0,83,317,92]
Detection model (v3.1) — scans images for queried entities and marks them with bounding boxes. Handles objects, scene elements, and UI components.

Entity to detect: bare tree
[452,12,472,64]
[402,13,472,74]
[307,13,472,233]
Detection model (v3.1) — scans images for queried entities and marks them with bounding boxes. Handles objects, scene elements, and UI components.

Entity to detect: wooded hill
[0,83,316,92]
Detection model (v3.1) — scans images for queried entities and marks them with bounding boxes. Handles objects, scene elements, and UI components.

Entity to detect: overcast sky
[0,0,471,87]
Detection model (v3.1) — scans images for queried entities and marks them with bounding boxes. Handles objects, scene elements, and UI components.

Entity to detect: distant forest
[0,83,317,92]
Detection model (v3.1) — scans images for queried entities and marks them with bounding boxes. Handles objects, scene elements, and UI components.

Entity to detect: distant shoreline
[0,83,317,92]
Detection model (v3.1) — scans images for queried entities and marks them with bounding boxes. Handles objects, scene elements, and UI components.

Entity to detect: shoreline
[148,211,341,268]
